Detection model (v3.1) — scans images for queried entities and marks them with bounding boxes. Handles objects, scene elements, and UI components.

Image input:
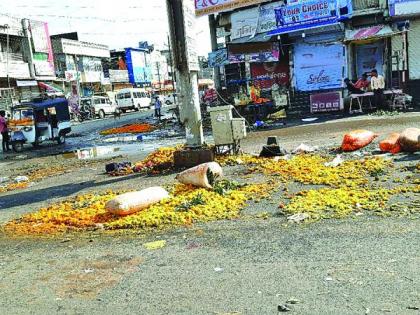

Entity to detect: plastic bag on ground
[379,133,401,154]
[324,155,344,167]
[14,176,30,183]
[398,128,420,152]
[176,162,223,189]
[341,130,378,152]
[292,143,318,154]
[105,187,169,216]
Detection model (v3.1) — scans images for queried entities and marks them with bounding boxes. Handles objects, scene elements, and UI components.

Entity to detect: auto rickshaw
[9,98,72,152]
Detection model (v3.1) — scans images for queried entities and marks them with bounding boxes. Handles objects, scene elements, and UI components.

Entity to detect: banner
[229,42,280,63]
[230,1,281,40]
[389,0,420,16]
[270,0,352,35]
[294,42,345,91]
[195,0,270,17]
[208,49,229,67]
[251,61,289,88]
[310,91,343,113]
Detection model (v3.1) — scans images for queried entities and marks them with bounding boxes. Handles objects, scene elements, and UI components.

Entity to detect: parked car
[81,96,118,119]
[115,88,151,112]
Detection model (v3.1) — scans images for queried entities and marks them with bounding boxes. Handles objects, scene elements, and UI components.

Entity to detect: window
[124,92,131,98]
[94,98,101,105]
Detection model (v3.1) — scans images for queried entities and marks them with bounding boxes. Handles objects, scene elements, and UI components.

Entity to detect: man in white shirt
[370,69,386,109]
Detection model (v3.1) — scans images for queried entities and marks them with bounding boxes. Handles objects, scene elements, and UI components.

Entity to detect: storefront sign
[55,38,110,58]
[16,80,38,87]
[126,49,152,84]
[208,49,229,67]
[270,0,352,35]
[310,91,343,113]
[64,70,81,82]
[230,1,283,40]
[33,52,55,77]
[0,63,31,79]
[251,61,289,88]
[355,42,384,78]
[109,70,129,83]
[389,0,420,16]
[294,42,345,91]
[195,0,271,17]
[228,42,280,63]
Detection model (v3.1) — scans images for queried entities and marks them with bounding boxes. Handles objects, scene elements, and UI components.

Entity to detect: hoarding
[310,91,343,113]
[389,0,420,16]
[184,0,200,71]
[56,38,110,58]
[228,42,280,63]
[270,0,352,35]
[109,70,129,83]
[230,1,283,40]
[294,42,345,91]
[208,49,229,67]
[126,49,152,84]
[33,52,55,77]
[250,60,290,88]
[195,0,271,17]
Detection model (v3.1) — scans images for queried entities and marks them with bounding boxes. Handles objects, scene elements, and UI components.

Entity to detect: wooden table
[349,89,404,114]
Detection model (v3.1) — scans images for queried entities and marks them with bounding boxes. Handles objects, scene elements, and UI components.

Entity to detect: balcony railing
[353,0,380,11]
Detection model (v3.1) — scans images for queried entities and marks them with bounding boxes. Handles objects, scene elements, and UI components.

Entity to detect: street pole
[208,14,221,90]
[166,0,203,147]
[167,34,176,90]
[5,24,10,91]
[21,19,35,79]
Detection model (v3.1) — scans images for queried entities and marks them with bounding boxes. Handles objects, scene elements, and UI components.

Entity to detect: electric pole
[166,0,203,147]
[208,14,221,90]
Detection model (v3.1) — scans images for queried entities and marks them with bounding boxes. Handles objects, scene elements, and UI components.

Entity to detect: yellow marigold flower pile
[0,182,30,193]
[100,123,155,135]
[4,183,271,236]
[132,146,181,174]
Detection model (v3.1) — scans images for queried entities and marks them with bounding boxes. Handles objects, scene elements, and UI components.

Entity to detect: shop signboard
[389,0,420,16]
[33,52,55,77]
[294,42,345,91]
[228,42,280,63]
[250,60,290,88]
[355,42,384,78]
[0,62,30,79]
[126,49,152,84]
[57,38,110,58]
[310,91,343,113]
[230,1,283,40]
[208,49,229,67]
[195,0,271,17]
[109,70,129,83]
[270,0,352,35]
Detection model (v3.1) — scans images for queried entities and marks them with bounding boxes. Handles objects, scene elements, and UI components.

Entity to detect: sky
[0,0,212,56]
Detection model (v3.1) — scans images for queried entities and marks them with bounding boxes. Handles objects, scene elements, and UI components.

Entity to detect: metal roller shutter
[408,19,420,79]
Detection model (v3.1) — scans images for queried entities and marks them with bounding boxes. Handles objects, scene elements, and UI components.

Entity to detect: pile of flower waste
[100,123,155,135]
[108,146,180,176]
[4,182,271,236]
[0,182,30,193]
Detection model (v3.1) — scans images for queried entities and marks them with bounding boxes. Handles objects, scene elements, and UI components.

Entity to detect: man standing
[370,69,385,109]
[0,110,10,152]
[154,96,162,121]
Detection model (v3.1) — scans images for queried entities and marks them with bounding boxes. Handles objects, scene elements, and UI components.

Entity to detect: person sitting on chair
[344,78,364,94]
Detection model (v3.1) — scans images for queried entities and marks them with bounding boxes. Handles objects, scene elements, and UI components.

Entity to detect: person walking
[154,96,162,121]
[370,69,386,109]
[0,110,11,152]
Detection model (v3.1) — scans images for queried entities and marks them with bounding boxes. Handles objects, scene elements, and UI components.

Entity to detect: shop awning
[345,25,401,42]
[229,33,272,44]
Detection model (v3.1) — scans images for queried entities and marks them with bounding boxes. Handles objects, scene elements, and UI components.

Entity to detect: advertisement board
[294,42,345,91]
[355,42,384,78]
[109,70,129,83]
[184,0,200,71]
[57,38,110,58]
[33,52,55,77]
[195,0,271,17]
[230,1,284,40]
[228,42,280,63]
[310,91,343,113]
[208,49,229,67]
[251,60,290,88]
[126,49,152,84]
[389,0,420,16]
[270,0,352,35]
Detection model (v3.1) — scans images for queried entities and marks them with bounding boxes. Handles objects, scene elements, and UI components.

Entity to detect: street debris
[287,213,309,223]
[214,267,224,272]
[105,162,132,176]
[14,176,29,183]
[143,240,166,250]
[292,143,318,154]
[277,304,291,312]
[379,133,401,154]
[324,155,344,167]
[341,130,378,152]
[176,162,223,189]
[286,298,300,305]
[398,128,420,152]
[100,123,155,135]
[105,187,170,216]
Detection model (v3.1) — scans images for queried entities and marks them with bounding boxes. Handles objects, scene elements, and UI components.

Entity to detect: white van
[115,88,151,112]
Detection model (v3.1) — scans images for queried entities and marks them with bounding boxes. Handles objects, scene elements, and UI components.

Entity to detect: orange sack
[379,133,401,154]
[341,130,378,152]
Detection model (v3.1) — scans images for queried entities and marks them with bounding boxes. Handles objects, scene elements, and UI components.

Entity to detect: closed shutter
[408,19,420,79]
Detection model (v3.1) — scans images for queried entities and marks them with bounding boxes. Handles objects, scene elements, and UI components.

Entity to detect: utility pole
[167,34,176,91]
[21,19,35,79]
[166,0,203,147]
[208,14,221,90]
[156,61,161,90]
